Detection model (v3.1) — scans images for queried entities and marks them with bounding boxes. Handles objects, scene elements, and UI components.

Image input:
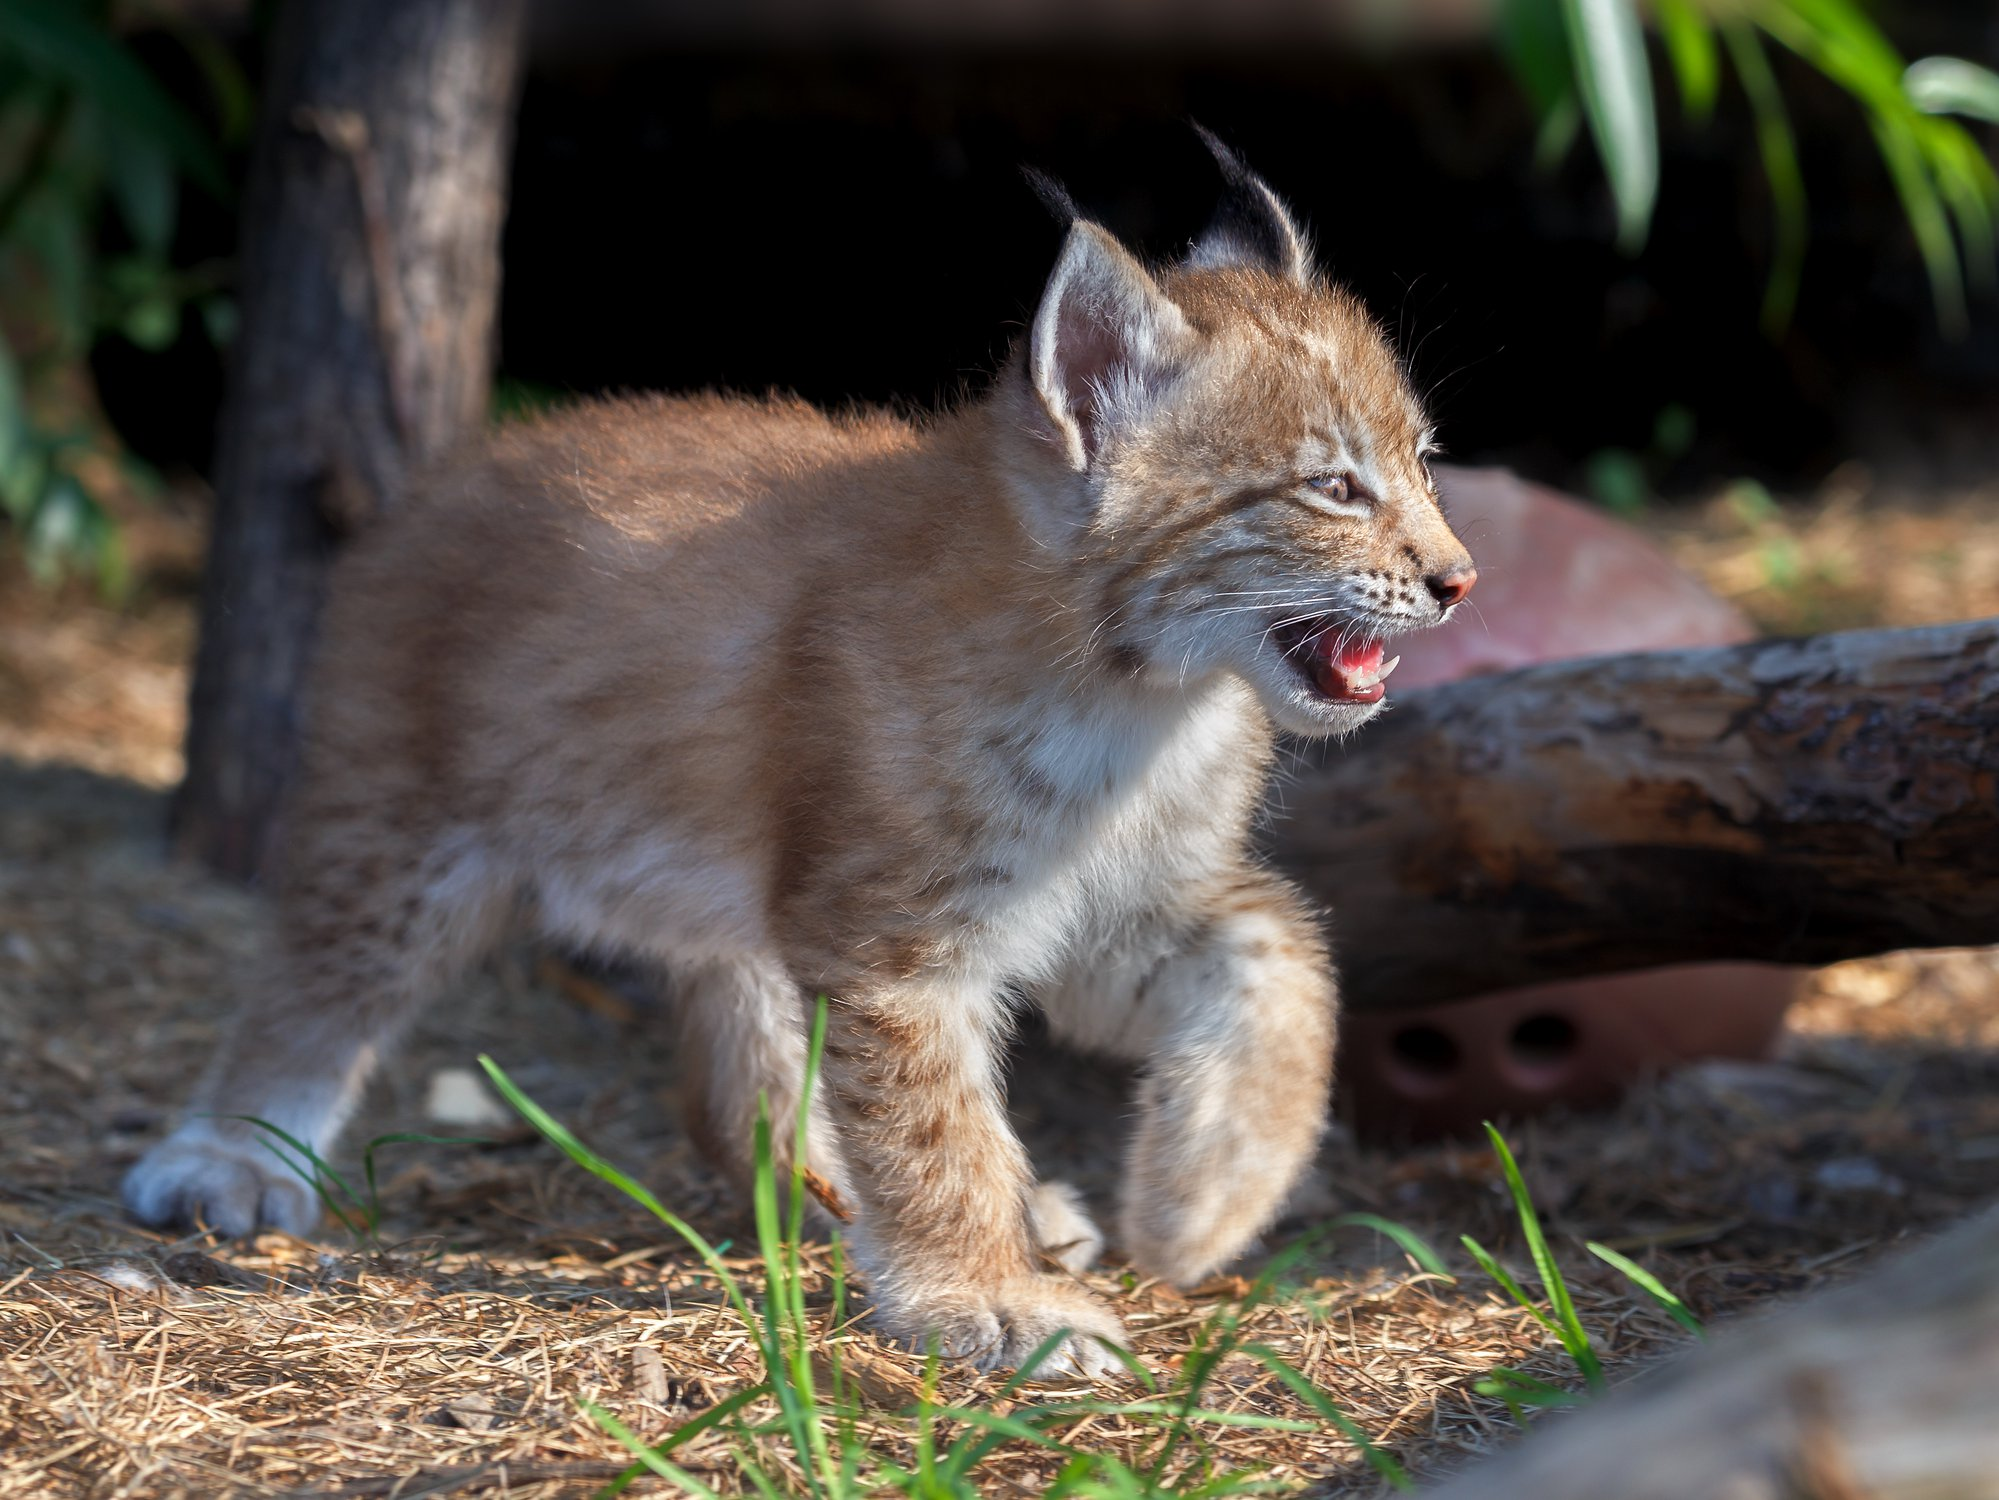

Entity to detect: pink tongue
[1311,635,1386,702]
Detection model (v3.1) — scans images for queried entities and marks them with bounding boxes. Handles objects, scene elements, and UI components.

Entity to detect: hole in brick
[1389,1025,1461,1078]
[1507,1013,1580,1079]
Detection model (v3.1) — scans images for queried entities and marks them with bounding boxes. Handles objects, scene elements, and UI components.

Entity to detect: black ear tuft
[1186,122,1311,282]
[1021,166,1080,227]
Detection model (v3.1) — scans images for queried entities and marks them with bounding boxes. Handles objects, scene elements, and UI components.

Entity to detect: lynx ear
[1186,124,1311,283]
[1030,220,1193,472]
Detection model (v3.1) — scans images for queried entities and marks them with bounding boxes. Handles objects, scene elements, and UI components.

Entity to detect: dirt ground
[4,470,1999,1498]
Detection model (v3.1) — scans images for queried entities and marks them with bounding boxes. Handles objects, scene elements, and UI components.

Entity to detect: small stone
[423,1067,511,1129]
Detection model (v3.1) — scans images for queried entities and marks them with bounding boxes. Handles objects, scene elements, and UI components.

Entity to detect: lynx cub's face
[1024,140,1475,736]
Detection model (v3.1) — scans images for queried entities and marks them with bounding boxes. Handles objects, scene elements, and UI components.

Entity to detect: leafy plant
[479,999,1411,1498]
[0,0,242,586]
[1500,0,1999,334]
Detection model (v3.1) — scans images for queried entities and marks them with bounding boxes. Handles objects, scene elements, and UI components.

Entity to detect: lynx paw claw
[122,1122,321,1238]
[887,1276,1131,1380]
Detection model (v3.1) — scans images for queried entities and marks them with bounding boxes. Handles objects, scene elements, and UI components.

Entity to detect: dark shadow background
[97,4,1999,500]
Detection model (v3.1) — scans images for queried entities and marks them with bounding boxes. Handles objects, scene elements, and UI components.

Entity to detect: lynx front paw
[122,1121,322,1238]
[881,1276,1131,1380]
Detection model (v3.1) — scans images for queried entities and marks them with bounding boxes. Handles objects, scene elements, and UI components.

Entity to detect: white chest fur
[953,677,1263,984]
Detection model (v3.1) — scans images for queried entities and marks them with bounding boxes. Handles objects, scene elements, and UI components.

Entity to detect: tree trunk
[1420,1205,1999,1499]
[173,0,527,880]
[1266,616,1999,1012]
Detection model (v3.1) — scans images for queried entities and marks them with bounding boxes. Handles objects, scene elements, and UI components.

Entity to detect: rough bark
[1267,616,1999,1012]
[173,0,527,879]
[1421,1205,1999,1499]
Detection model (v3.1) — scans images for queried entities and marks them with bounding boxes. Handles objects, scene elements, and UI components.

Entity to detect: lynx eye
[1302,473,1351,504]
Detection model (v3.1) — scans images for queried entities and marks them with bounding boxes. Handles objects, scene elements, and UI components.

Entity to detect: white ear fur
[1029,222,1193,472]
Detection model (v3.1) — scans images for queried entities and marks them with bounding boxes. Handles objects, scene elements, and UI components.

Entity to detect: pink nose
[1426,566,1478,609]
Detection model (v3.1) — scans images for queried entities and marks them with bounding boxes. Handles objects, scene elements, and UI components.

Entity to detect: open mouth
[1272,618,1400,705]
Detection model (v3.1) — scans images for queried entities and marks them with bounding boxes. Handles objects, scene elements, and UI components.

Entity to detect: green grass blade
[1474,1365,1582,1410]
[748,1104,827,1496]
[476,1056,759,1335]
[1459,1235,1560,1338]
[1872,113,1968,335]
[358,1131,488,1239]
[594,1385,771,1499]
[1035,1397,1316,1432]
[1921,119,1998,296]
[1560,0,1659,250]
[217,1114,365,1240]
[1655,0,1719,123]
[584,1399,727,1499]
[1721,20,1809,333]
[1907,56,1999,124]
[1239,1346,1411,1491]
[1483,1123,1602,1389]
[217,1115,360,1212]
[1586,1241,1705,1338]
[1090,1336,1161,1394]
[1327,1213,1455,1280]
[922,1405,1079,1453]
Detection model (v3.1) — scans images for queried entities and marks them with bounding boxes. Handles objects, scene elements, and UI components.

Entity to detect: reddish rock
[1338,467,1798,1141]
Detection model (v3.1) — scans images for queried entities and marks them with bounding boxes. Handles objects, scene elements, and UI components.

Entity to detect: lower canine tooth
[1374,654,1402,684]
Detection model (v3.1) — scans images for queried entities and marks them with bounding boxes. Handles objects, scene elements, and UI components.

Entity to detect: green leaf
[1474,1365,1582,1412]
[0,0,226,197]
[1906,57,1999,125]
[1720,20,1809,334]
[160,13,254,145]
[0,329,25,484]
[477,1055,760,1334]
[1460,1234,1561,1339]
[1326,1212,1455,1280]
[215,1113,367,1242]
[593,1385,770,1499]
[1921,118,1999,297]
[1531,92,1583,172]
[1655,0,1719,124]
[1484,1122,1603,1390]
[199,295,238,348]
[18,197,90,356]
[1584,447,1649,515]
[1559,0,1658,251]
[121,295,177,351]
[1240,1346,1412,1491]
[105,128,175,257]
[1498,0,1576,117]
[584,1400,727,1500]
[0,442,50,526]
[1587,1240,1706,1337]
[1756,0,1986,333]
[1872,113,1968,336]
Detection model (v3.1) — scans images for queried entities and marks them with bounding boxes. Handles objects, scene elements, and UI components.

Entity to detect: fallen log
[1267,616,1999,1011]
[1420,1205,1999,1500]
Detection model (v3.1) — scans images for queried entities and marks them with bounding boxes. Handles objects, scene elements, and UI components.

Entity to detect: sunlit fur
[125,160,1474,1378]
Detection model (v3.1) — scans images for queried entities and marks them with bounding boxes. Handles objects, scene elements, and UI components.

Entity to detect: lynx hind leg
[123,825,509,1238]
[675,956,852,1211]
[1042,871,1337,1286]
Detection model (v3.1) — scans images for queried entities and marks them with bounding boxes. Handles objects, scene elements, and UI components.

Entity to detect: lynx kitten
[127,133,1475,1376]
